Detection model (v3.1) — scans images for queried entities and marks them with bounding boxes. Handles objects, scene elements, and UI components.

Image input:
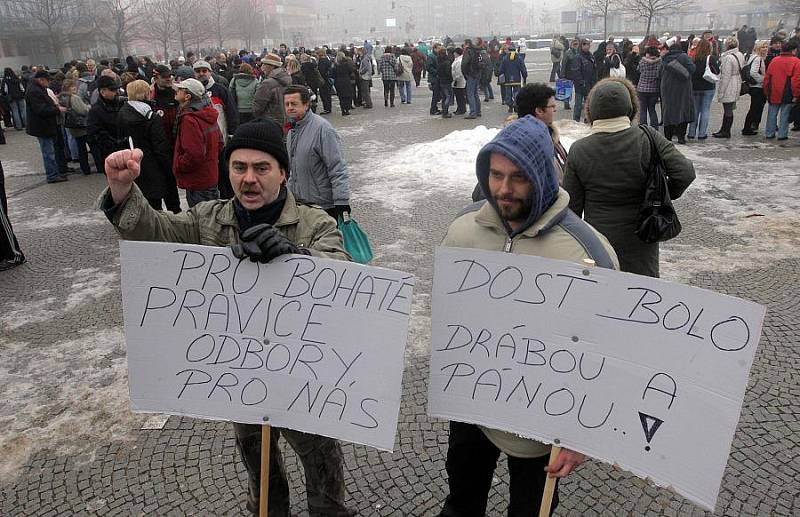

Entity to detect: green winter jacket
[230,73,259,114]
[99,183,349,261]
[442,188,619,458]
[563,125,695,278]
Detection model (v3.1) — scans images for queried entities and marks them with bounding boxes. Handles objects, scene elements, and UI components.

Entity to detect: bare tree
[144,0,174,61]
[581,0,620,40]
[90,0,144,58]
[229,0,263,51]
[173,0,207,57]
[205,0,232,49]
[2,0,88,63]
[623,0,693,38]
[772,0,800,30]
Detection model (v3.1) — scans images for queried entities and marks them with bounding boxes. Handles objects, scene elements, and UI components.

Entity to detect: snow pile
[355,125,500,210]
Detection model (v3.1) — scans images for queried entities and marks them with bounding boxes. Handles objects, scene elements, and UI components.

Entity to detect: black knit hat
[223,120,290,174]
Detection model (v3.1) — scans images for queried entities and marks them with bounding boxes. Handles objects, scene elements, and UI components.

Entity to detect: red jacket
[173,103,220,191]
[763,53,800,105]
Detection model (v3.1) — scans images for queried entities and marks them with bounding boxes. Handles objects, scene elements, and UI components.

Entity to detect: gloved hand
[332,204,352,220]
[230,223,306,263]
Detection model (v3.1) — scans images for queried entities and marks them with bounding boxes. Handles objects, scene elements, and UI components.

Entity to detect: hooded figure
[564,78,696,277]
[438,115,619,516]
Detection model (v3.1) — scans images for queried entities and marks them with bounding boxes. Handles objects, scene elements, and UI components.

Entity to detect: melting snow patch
[0,327,144,483]
[354,125,501,210]
[2,159,39,178]
[14,206,106,230]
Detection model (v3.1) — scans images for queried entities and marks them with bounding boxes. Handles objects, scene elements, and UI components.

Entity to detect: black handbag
[63,96,87,129]
[635,125,682,243]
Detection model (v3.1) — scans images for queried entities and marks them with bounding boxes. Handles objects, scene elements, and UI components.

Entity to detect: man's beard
[493,194,532,224]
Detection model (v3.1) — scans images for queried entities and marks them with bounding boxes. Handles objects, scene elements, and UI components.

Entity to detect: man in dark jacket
[87,75,124,174]
[437,48,454,118]
[25,70,68,183]
[172,78,221,206]
[150,65,179,148]
[100,120,356,517]
[461,39,482,118]
[563,38,596,122]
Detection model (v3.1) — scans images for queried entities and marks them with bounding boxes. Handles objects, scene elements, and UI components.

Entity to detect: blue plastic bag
[555,79,573,102]
[338,214,373,264]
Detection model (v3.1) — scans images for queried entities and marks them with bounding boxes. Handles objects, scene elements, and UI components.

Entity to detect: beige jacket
[442,189,619,457]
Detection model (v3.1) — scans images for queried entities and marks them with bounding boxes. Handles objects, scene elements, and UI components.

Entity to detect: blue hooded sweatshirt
[475,115,560,237]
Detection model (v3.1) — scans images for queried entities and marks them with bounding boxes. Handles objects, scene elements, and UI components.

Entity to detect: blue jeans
[466,77,481,116]
[186,187,220,207]
[9,99,25,129]
[638,92,659,128]
[398,80,412,103]
[688,89,715,138]
[439,84,453,114]
[37,137,60,181]
[765,103,793,139]
[429,78,441,114]
[573,89,587,122]
[483,83,494,100]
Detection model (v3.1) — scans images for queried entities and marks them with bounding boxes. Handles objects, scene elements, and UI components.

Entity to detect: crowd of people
[553,27,800,143]
[0,22,797,515]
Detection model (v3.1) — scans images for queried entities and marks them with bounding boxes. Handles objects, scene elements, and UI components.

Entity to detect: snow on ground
[13,206,107,230]
[1,267,119,331]
[355,125,500,210]
[355,119,798,287]
[0,327,142,483]
[2,159,40,178]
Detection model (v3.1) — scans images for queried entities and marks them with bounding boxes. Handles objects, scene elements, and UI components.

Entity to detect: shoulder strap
[556,211,615,269]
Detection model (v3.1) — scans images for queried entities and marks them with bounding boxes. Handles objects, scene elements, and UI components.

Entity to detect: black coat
[660,49,696,126]
[117,103,176,201]
[563,50,596,93]
[334,59,355,99]
[87,96,124,162]
[437,54,453,84]
[25,81,60,138]
[1,74,25,101]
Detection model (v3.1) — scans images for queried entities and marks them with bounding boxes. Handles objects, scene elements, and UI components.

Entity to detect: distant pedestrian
[378,46,398,108]
[1,68,26,130]
[25,70,69,183]
[713,37,744,138]
[763,39,800,140]
[230,63,259,124]
[741,41,768,135]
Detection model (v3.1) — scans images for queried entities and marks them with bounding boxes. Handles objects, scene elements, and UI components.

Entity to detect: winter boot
[713,115,733,138]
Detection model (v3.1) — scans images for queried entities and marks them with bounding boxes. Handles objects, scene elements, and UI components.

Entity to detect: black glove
[230,223,306,263]
[332,204,352,220]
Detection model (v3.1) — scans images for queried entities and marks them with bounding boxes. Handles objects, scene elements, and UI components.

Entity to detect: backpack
[741,55,758,85]
[395,57,404,76]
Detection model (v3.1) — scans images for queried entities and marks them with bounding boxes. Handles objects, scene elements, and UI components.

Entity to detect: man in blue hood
[437,115,619,517]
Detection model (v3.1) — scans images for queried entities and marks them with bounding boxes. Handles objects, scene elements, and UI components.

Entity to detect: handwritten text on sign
[428,247,765,511]
[120,241,414,451]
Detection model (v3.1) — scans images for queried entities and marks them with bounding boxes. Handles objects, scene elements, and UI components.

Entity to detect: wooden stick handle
[259,424,271,517]
[538,445,562,517]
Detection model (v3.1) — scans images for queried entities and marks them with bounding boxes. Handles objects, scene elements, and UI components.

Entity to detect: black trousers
[439,421,558,517]
[319,84,332,112]
[664,122,688,141]
[54,125,69,173]
[744,89,767,130]
[454,88,467,113]
[0,161,24,263]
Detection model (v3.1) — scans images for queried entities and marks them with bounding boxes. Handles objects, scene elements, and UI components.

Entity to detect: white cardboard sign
[428,247,765,511]
[120,241,414,451]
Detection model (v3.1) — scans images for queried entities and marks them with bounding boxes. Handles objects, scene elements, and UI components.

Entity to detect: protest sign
[429,247,766,511]
[120,241,414,451]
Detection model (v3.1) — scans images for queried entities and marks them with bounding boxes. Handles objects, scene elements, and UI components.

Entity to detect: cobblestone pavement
[1,51,798,516]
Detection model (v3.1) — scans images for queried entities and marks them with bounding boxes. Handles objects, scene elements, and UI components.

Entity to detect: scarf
[128,100,152,118]
[233,186,288,232]
[591,116,632,134]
